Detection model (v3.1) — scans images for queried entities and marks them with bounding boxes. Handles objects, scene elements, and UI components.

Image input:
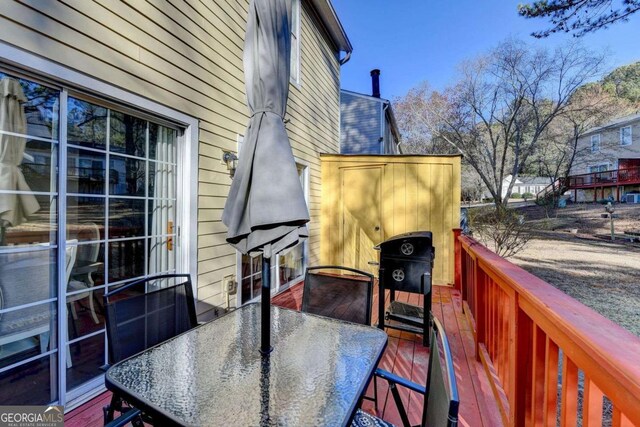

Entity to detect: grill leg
[423,273,431,348]
[378,271,385,331]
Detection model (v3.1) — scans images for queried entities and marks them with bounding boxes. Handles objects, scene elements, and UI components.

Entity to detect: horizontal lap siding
[340,92,382,154]
[572,120,640,175]
[0,0,340,308]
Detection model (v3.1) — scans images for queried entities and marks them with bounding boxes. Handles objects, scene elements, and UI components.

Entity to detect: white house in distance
[502,175,552,198]
[340,69,401,155]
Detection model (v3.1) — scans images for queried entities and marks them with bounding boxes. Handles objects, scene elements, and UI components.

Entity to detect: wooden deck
[65,284,501,426]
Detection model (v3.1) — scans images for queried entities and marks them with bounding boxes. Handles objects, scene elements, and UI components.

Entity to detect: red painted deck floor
[65,284,501,427]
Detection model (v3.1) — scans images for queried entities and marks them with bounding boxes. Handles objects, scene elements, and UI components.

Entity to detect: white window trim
[620,126,632,146]
[290,0,301,86]
[591,134,601,153]
[0,41,199,408]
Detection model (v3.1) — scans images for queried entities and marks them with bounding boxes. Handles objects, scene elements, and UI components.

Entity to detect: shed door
[341,166,382,275]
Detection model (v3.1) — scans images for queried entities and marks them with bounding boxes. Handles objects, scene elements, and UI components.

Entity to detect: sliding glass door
[0,71,182,406]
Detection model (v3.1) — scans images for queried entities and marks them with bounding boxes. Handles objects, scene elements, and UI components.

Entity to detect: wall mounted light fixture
[222,150,238,178]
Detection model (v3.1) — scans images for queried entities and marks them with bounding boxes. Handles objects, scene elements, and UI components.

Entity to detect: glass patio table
[105,303,388,426]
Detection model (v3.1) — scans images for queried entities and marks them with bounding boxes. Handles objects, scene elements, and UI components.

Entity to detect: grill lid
[374,231,433,251]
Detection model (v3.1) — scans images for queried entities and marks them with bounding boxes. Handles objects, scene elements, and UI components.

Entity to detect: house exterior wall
[321,154,461,286]
[340,91,383,154]
[0,0,340,308]
[383,115,398,154]
[572,118,640,175]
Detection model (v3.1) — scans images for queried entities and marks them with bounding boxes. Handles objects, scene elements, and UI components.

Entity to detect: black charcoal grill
[376,231,434,346]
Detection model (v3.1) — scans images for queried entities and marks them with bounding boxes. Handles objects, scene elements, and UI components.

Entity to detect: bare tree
[397,40,607,207]
[518,0,640,38]
[394,83,458,155]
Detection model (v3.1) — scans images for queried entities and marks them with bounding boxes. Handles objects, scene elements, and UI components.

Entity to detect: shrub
[522,192,534,200]
[467,206,530,258]
[511,193,522,199]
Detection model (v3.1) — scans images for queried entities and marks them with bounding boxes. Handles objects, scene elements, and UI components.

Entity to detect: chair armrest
[375,368,426,395]
[104,408,142,427]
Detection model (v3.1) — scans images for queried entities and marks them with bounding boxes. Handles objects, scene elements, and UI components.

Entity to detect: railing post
[474,260,485,362]
[453,228,462,292]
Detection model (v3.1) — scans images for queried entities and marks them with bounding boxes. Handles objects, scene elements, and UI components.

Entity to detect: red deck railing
[454,232,640,426]
[566,166,640,189]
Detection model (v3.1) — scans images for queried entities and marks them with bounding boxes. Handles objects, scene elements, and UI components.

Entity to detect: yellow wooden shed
[320,154,461,285]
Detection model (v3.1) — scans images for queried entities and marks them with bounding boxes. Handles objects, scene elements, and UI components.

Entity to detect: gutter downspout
[339,51,351,65]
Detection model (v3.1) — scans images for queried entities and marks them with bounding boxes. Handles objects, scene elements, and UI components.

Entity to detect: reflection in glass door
[0,71,182,406]
[65,96,179,397]
[0,72,60,405]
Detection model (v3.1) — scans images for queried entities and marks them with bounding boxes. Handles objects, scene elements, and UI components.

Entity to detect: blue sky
[332,0,640,100]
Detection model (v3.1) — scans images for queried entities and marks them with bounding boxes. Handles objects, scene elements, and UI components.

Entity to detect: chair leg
[389,382,411,427]
[103,394,124,424]
[89,293,99,324]
[373,376,378,412]
[70,302,79,320]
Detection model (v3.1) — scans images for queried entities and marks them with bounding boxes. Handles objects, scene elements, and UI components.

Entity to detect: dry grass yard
[509,203,640,336]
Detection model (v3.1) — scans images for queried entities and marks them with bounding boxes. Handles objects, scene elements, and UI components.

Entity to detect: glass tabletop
[106,303,388,426]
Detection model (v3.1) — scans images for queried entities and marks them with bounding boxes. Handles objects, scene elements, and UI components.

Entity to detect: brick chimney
[370,69,381,98]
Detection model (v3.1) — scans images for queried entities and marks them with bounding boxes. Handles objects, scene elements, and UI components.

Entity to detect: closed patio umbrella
[0,77,40,244]
[222,0,309,354]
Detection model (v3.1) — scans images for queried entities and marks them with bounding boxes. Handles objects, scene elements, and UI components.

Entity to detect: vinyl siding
[572,120,640,175]
[0,0,340,309]
[340,91,382,154]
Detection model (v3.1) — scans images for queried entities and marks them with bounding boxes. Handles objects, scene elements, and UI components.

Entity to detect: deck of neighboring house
[538,166,640,202]
[65,284,501,427]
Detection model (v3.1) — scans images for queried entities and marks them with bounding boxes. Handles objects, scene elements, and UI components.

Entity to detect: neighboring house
[571,113,640,175]
[340,69,401,155]
[502,175,551,198]
[0,0,351,408]
[569,112,640,201]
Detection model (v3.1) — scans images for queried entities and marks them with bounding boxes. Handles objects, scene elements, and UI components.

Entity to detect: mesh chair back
[104,274,197,364]
[424,317,460,427]
[301,266,374,325]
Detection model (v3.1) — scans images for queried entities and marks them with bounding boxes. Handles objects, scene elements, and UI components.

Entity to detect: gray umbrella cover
[223,0,309,259]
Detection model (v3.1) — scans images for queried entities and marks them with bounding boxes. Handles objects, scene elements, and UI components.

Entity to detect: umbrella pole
[260,256,273,355]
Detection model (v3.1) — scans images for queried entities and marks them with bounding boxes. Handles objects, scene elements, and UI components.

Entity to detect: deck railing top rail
[457,234,640,425]
[566,166,640,189]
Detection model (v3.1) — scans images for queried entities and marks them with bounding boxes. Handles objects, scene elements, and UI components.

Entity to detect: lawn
[509,203,640,336]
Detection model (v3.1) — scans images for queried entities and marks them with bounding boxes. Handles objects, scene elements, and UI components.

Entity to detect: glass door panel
[65,98,179,392]
[0,72,59,404]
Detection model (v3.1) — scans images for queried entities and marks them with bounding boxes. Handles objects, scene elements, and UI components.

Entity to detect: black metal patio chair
[351,317,460,427]
[102,274,198,426]
[301,265,374,326]
[301,265,378,407]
